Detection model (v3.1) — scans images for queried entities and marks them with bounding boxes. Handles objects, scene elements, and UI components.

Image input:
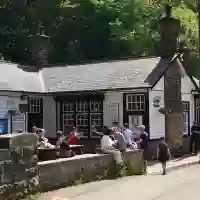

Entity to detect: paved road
[40,165,200,200]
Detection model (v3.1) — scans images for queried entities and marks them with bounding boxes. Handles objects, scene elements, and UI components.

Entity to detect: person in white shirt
[123,123,138,149]
[112,127,127,152]
[100,128,123,164]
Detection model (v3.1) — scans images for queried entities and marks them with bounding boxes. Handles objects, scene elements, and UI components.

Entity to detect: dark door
[27,98,43,132]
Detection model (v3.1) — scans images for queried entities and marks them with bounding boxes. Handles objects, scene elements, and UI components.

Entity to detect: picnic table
[38,144,84,161]
[69,144,84,154]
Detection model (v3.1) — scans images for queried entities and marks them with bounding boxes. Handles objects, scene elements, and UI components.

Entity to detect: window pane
[63,102,74,112]
[91,114,103,137]
[28,98,41,113]
[126,94,145,111]
[90,100,103,112]
[76,100,88,112]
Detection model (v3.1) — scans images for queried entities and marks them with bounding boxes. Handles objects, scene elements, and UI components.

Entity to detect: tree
[0,0,199,76]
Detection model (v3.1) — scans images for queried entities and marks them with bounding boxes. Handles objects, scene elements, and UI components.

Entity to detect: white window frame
[62,113,74,135]
[90,113,103,138]
[76,100,88,112]
[126,94,145,111]
[195,99,200,123]
[182,101,189,135]
[90,100,103,112]
[12,113,26,133]
[76,113,88,138]
[62,102,74,113]
[28,98,41,113]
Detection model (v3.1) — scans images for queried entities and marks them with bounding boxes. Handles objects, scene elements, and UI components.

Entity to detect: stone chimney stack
[159,5,180,58]
[159,5,183,151]
[29,25,51,71]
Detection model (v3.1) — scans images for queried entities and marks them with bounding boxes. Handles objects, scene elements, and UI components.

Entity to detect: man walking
[190,121,199,154]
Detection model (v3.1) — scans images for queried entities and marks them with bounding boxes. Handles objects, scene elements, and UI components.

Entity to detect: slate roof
[0,57,197,93]
[145,55,186,87]
[42,57,160,92]
[0,62,44,93]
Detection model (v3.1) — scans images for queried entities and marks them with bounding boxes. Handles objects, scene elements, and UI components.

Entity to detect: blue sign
[0,119,8,134]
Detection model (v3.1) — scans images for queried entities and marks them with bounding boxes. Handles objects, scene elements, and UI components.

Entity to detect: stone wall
[0,133,38,199]
[38,150,144,191]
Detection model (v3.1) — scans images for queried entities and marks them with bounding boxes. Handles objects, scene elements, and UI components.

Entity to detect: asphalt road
[40,165,200,200]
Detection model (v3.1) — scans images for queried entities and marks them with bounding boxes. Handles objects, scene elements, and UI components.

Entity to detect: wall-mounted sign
[153,96,161,108]
[0,119,8,134]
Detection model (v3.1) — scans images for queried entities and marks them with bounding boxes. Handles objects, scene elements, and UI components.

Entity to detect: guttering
[49,86,151,96]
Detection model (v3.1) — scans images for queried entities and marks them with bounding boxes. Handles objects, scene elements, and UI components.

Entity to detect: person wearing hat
[137,125,149,173]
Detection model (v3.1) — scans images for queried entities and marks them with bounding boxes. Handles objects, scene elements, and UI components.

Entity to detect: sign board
[0,119,8,134]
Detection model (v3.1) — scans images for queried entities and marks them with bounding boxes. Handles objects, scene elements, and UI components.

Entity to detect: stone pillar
[0,133,38,199]
[164,63,183,149]
[158,5,182,150]
[43,96,57,138]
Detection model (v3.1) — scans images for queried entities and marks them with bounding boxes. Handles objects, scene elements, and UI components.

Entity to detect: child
[157,137,171,175]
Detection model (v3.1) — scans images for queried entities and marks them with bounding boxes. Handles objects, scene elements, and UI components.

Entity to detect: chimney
[158,5,180,58]
[29,25,51,71]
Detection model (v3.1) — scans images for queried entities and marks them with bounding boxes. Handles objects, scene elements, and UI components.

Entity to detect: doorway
[27,97,43,132]
[128,115,143,128]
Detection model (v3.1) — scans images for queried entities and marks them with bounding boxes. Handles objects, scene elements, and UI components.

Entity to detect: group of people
[98,122,149,171]
[98,121,171,175]
[32,126,80,158]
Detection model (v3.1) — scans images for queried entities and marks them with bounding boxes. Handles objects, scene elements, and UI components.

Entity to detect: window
[126,94,145,111]
[76,100,88,112]
[195,99,200,123]
[63,103,74,113]
[63,114,74,126]
[76,114,88,137]
[62,99,103,138]
[12,113,25,132]
[182,101,189,135]
[28,98,41,113]
[90,100,103,112]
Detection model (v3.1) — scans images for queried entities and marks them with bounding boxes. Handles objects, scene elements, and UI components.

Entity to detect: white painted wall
[103,89,147,128]
[149,77,165,139]
[103,91,123,128]
[43,96,57,138]
[148,74,196,139]
[0,92,27,133]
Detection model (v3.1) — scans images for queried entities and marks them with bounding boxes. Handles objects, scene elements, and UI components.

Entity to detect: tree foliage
[0,0,199,77]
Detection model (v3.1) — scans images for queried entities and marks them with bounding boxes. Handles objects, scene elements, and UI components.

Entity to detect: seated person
[100,128,123,165]
[55,130,75,158]
[112,127,127,152]
[68,127,80,145]
[55,131,64,148]
[37,129,55,148]
[32,126,38,134]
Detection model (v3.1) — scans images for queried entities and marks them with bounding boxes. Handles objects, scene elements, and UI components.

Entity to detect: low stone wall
[38,149,144,191]
[0,133,38,199]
